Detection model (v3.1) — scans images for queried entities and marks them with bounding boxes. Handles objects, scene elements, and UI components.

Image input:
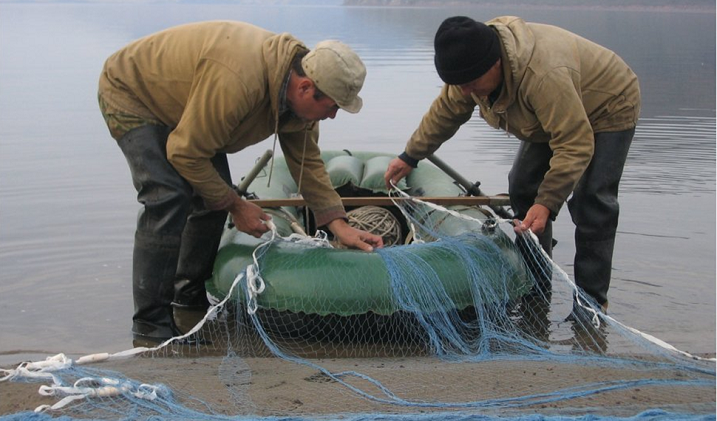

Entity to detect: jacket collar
[486,16,535,113]
[261,33,309,127]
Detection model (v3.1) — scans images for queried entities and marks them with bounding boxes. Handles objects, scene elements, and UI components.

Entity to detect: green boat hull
[206,151,532,316]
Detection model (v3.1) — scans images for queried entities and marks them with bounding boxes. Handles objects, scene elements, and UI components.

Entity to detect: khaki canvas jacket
[405,16,641,216]
[98,21,345,226]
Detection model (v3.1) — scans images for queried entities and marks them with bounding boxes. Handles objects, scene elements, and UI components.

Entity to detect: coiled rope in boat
[347,205,402,246]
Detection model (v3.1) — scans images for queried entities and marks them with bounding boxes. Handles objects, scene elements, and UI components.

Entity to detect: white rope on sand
[35,377,164,413]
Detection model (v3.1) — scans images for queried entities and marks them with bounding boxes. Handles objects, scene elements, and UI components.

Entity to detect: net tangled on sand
[1,194,714,421]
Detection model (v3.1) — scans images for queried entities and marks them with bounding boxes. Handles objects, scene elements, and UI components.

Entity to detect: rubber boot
[172,207,227,335]
[132,230,183,341]
[568,128,633,310]
[173,153,231,312]
[574,237,616,308]
[116,125,192,342]
[173,205,228,311]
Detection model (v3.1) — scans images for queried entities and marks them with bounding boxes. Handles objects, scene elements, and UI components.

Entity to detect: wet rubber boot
[567,128,633,314]
[172,209,227,336]
[131,230,183,341]
[574,237,615,310]
[173,153,231,313]
[173,207,227,311]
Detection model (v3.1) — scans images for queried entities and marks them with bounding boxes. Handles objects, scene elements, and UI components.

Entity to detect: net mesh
[1,193,714,421]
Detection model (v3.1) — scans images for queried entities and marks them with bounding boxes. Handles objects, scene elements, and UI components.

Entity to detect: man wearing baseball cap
[384,16,640,315]
[98,21,382,342]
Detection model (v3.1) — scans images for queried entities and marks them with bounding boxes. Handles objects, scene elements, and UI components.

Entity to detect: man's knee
[118,125,194,235]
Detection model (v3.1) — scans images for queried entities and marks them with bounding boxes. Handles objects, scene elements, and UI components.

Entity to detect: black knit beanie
[434,16,501,85]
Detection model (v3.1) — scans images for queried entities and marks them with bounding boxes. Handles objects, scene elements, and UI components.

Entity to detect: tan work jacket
[405,16,641,216]
[98,21,345,226]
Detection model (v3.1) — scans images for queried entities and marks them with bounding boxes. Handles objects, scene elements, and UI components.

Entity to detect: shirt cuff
[206,189,238,211]
[398,151,419,168]
[314,208,348,228]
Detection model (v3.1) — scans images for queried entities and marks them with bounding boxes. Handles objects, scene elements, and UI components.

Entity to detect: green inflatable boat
[206,150,532,319]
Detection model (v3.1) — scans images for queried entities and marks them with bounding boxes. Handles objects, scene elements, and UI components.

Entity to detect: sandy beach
[2,350,715,419]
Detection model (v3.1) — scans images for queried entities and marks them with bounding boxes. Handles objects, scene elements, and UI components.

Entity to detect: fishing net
[1,192,714,421]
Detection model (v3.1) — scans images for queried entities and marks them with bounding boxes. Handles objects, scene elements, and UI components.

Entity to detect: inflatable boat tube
[206,151,531,316]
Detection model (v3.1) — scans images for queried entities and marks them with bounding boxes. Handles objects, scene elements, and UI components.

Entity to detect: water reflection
[461,113,716,196]
[628,114,716,194]
[0,3,714,361]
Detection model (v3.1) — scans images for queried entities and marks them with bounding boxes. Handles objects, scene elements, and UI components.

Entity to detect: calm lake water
[0,2,714,365]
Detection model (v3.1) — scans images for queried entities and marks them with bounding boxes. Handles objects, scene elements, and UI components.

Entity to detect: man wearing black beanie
[384,16,641,315]
[433,16,502,85]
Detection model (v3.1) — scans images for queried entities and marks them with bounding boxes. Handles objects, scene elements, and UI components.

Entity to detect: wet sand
[2,352,714,419]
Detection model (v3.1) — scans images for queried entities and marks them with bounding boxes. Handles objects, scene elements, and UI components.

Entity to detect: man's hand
[327,219,384,252]
[384,158,413,190]
[227,196,272,238]
[513,204,550,235]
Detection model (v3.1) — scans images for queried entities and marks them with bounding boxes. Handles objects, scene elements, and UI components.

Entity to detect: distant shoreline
[0,0,714,10]
[342,0,716,13]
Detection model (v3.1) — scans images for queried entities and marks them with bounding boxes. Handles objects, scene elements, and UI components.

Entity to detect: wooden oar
[248,195,510,208]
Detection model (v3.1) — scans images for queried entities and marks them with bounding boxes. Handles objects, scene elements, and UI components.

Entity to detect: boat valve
[481,217,497,234]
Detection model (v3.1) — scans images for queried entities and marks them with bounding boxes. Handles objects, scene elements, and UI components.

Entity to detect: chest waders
[116,125,230,341]
[508,128,634,311]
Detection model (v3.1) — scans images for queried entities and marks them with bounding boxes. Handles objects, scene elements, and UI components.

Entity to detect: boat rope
[347,206,402,246]
[296,128,309,195]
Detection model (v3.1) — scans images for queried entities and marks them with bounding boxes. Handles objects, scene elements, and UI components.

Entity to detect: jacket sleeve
[279,124,346,227]
[166,60,256,210]
[404,84,476,160]
[529,67,595,215]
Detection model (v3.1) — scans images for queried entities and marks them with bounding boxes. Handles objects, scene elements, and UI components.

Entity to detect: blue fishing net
[1,194,714,421]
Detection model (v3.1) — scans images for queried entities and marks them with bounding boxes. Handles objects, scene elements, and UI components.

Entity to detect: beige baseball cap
[301,40,366,114]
